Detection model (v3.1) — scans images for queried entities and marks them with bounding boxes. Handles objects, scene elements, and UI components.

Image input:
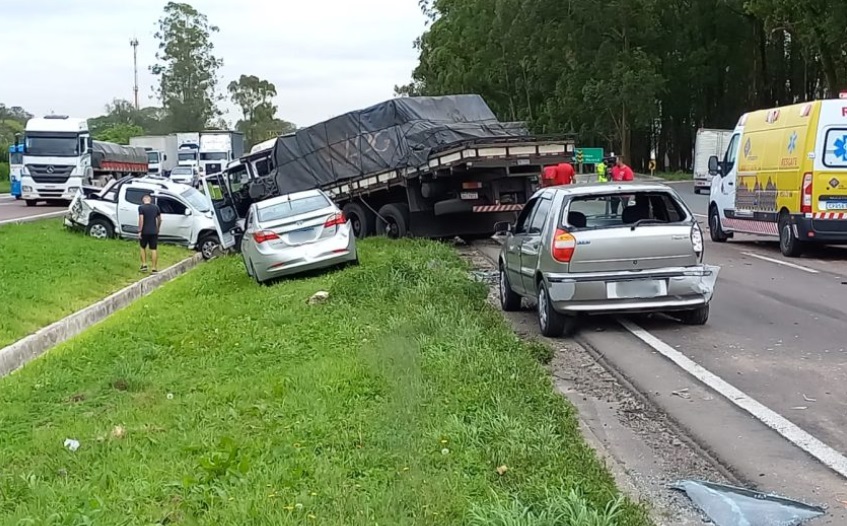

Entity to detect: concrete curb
[0,253,203,378]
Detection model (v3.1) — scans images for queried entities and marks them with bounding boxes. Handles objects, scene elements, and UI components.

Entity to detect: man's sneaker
[151,269,159,274]
[140,265,148,272]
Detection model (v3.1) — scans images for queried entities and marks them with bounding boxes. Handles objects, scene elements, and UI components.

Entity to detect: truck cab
[65,176,221,259]
[8,144,24,199]
[20,115,91,206]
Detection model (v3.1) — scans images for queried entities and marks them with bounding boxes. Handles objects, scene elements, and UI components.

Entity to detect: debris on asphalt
[803,394,817,403]
[672,480,824,525]
[791,406,808,411]
[307,291,330,305]
[63,438,80,452]
[671,388,691,400]
[470,270,498,284]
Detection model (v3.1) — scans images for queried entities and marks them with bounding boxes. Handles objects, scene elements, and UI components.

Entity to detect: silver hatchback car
[497,183,719,336]
[240,189,358,284]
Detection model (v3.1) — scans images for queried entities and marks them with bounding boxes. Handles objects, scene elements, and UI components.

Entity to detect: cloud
[0,0,426,127]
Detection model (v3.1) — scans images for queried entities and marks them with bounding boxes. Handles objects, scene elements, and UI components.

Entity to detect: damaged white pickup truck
[64,176,221,259]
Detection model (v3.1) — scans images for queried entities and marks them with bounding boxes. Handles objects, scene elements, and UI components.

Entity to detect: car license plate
[287,227,315,244]
[822,200,847,210]
[460,192,478,200]
[607,280,667,299]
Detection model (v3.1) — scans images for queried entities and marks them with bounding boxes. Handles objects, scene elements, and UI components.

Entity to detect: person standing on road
[609,157,635,214]
[596,159,608,183]
[138,194,161,273]
[540,163,575,187]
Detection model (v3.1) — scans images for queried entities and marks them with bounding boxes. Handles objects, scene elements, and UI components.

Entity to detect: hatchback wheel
[499,267,521,312]
[678,304,709,326]
[537,282,574,337]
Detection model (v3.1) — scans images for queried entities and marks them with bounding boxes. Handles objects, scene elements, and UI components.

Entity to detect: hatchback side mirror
[493,221,513,235]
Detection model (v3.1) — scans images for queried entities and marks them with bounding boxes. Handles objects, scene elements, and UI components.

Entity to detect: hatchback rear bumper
[543,264,720,315]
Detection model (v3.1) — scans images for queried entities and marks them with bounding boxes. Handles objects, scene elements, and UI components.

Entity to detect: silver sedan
[496,183,719,337]
[240,189,358,284]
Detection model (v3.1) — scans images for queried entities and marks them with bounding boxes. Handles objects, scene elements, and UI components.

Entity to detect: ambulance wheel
[779,212,804,258]
[708,204,730,243]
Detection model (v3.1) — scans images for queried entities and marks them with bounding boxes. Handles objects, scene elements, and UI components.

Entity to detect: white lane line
[742,251,819,274]
[618,318,847,480]
[0,211,66,226]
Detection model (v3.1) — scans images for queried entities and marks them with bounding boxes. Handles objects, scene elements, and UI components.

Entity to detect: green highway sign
[575,147,604,164]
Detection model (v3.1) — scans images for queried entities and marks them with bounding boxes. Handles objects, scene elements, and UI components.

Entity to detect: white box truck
[199,131,245,175]
[129,135,178,176]
[693,128,733,194]
[176,132,201,172]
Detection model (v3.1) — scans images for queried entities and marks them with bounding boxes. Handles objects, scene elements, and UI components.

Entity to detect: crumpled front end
[63,194,93,231]
[545,264,721,314]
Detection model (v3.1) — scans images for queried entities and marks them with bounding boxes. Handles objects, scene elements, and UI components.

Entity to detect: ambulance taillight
[801,172,813,214]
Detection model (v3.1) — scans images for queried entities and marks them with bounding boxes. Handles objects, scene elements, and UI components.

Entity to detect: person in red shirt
[610,158,634,214]
[541,163,575,187]
[611,157,634,182]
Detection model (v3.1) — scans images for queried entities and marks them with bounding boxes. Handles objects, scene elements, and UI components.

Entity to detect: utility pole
[130,37,139,110]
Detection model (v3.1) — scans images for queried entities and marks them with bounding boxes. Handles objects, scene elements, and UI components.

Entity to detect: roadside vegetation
[0,238,651,525]
[0,162,9,193]
[653,171,691,182]
[0,219,187,347]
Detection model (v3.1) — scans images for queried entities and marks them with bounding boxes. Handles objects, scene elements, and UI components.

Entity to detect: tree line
[1,1,294,158]
[398,0,847,171]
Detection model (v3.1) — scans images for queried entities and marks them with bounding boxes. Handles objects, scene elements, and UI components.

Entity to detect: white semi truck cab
[20,116,91,205]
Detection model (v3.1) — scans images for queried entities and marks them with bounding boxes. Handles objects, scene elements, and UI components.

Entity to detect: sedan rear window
[564,191,688,230]
[258,194,331,223]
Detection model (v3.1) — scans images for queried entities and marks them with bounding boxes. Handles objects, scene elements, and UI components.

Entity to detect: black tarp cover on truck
[91,140,147,169]
[269,94,529,194]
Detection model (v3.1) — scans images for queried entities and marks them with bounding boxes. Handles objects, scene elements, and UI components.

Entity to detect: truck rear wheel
[376,203,410,239]
[25,200,37,207]
[342,202,375,239]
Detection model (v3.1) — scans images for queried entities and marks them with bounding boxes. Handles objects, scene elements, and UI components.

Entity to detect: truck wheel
[694,188,701,195]
[342,202,375,239]
[376,203,410,239]
[25,200,37,207]
[86,218,114,239]
[779,212,804,257]
[708,204,729,242]
[198,233,221,260]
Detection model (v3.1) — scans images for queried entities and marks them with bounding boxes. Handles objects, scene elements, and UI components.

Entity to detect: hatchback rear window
[564,191,688,230]
[258,194,331,223]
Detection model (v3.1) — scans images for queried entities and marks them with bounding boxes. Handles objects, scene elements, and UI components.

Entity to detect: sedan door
[519,195,554,295]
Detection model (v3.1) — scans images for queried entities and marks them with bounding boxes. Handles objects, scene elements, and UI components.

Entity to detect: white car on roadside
[64,176,221,259]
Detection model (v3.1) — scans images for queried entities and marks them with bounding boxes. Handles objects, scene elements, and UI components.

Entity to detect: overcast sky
[0,0,427,128]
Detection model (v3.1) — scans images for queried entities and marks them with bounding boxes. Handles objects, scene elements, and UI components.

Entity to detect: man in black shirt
[138,194,161,273]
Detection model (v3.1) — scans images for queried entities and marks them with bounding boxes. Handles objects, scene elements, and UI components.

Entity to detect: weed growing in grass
[0,238,651,525]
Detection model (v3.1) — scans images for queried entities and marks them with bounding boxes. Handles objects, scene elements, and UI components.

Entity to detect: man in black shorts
[138,194,161,273]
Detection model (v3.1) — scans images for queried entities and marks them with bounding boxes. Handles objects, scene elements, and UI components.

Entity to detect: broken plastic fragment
[63,438,80,452]
[672,480,824,526]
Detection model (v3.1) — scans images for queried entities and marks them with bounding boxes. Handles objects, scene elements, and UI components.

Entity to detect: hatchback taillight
[253,230,279,244]
[324,212,346,228]
[551,229,576,262]
[801,172,813,214]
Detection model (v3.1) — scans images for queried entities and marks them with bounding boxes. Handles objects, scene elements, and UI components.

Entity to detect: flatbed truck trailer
[210,134,576,249]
